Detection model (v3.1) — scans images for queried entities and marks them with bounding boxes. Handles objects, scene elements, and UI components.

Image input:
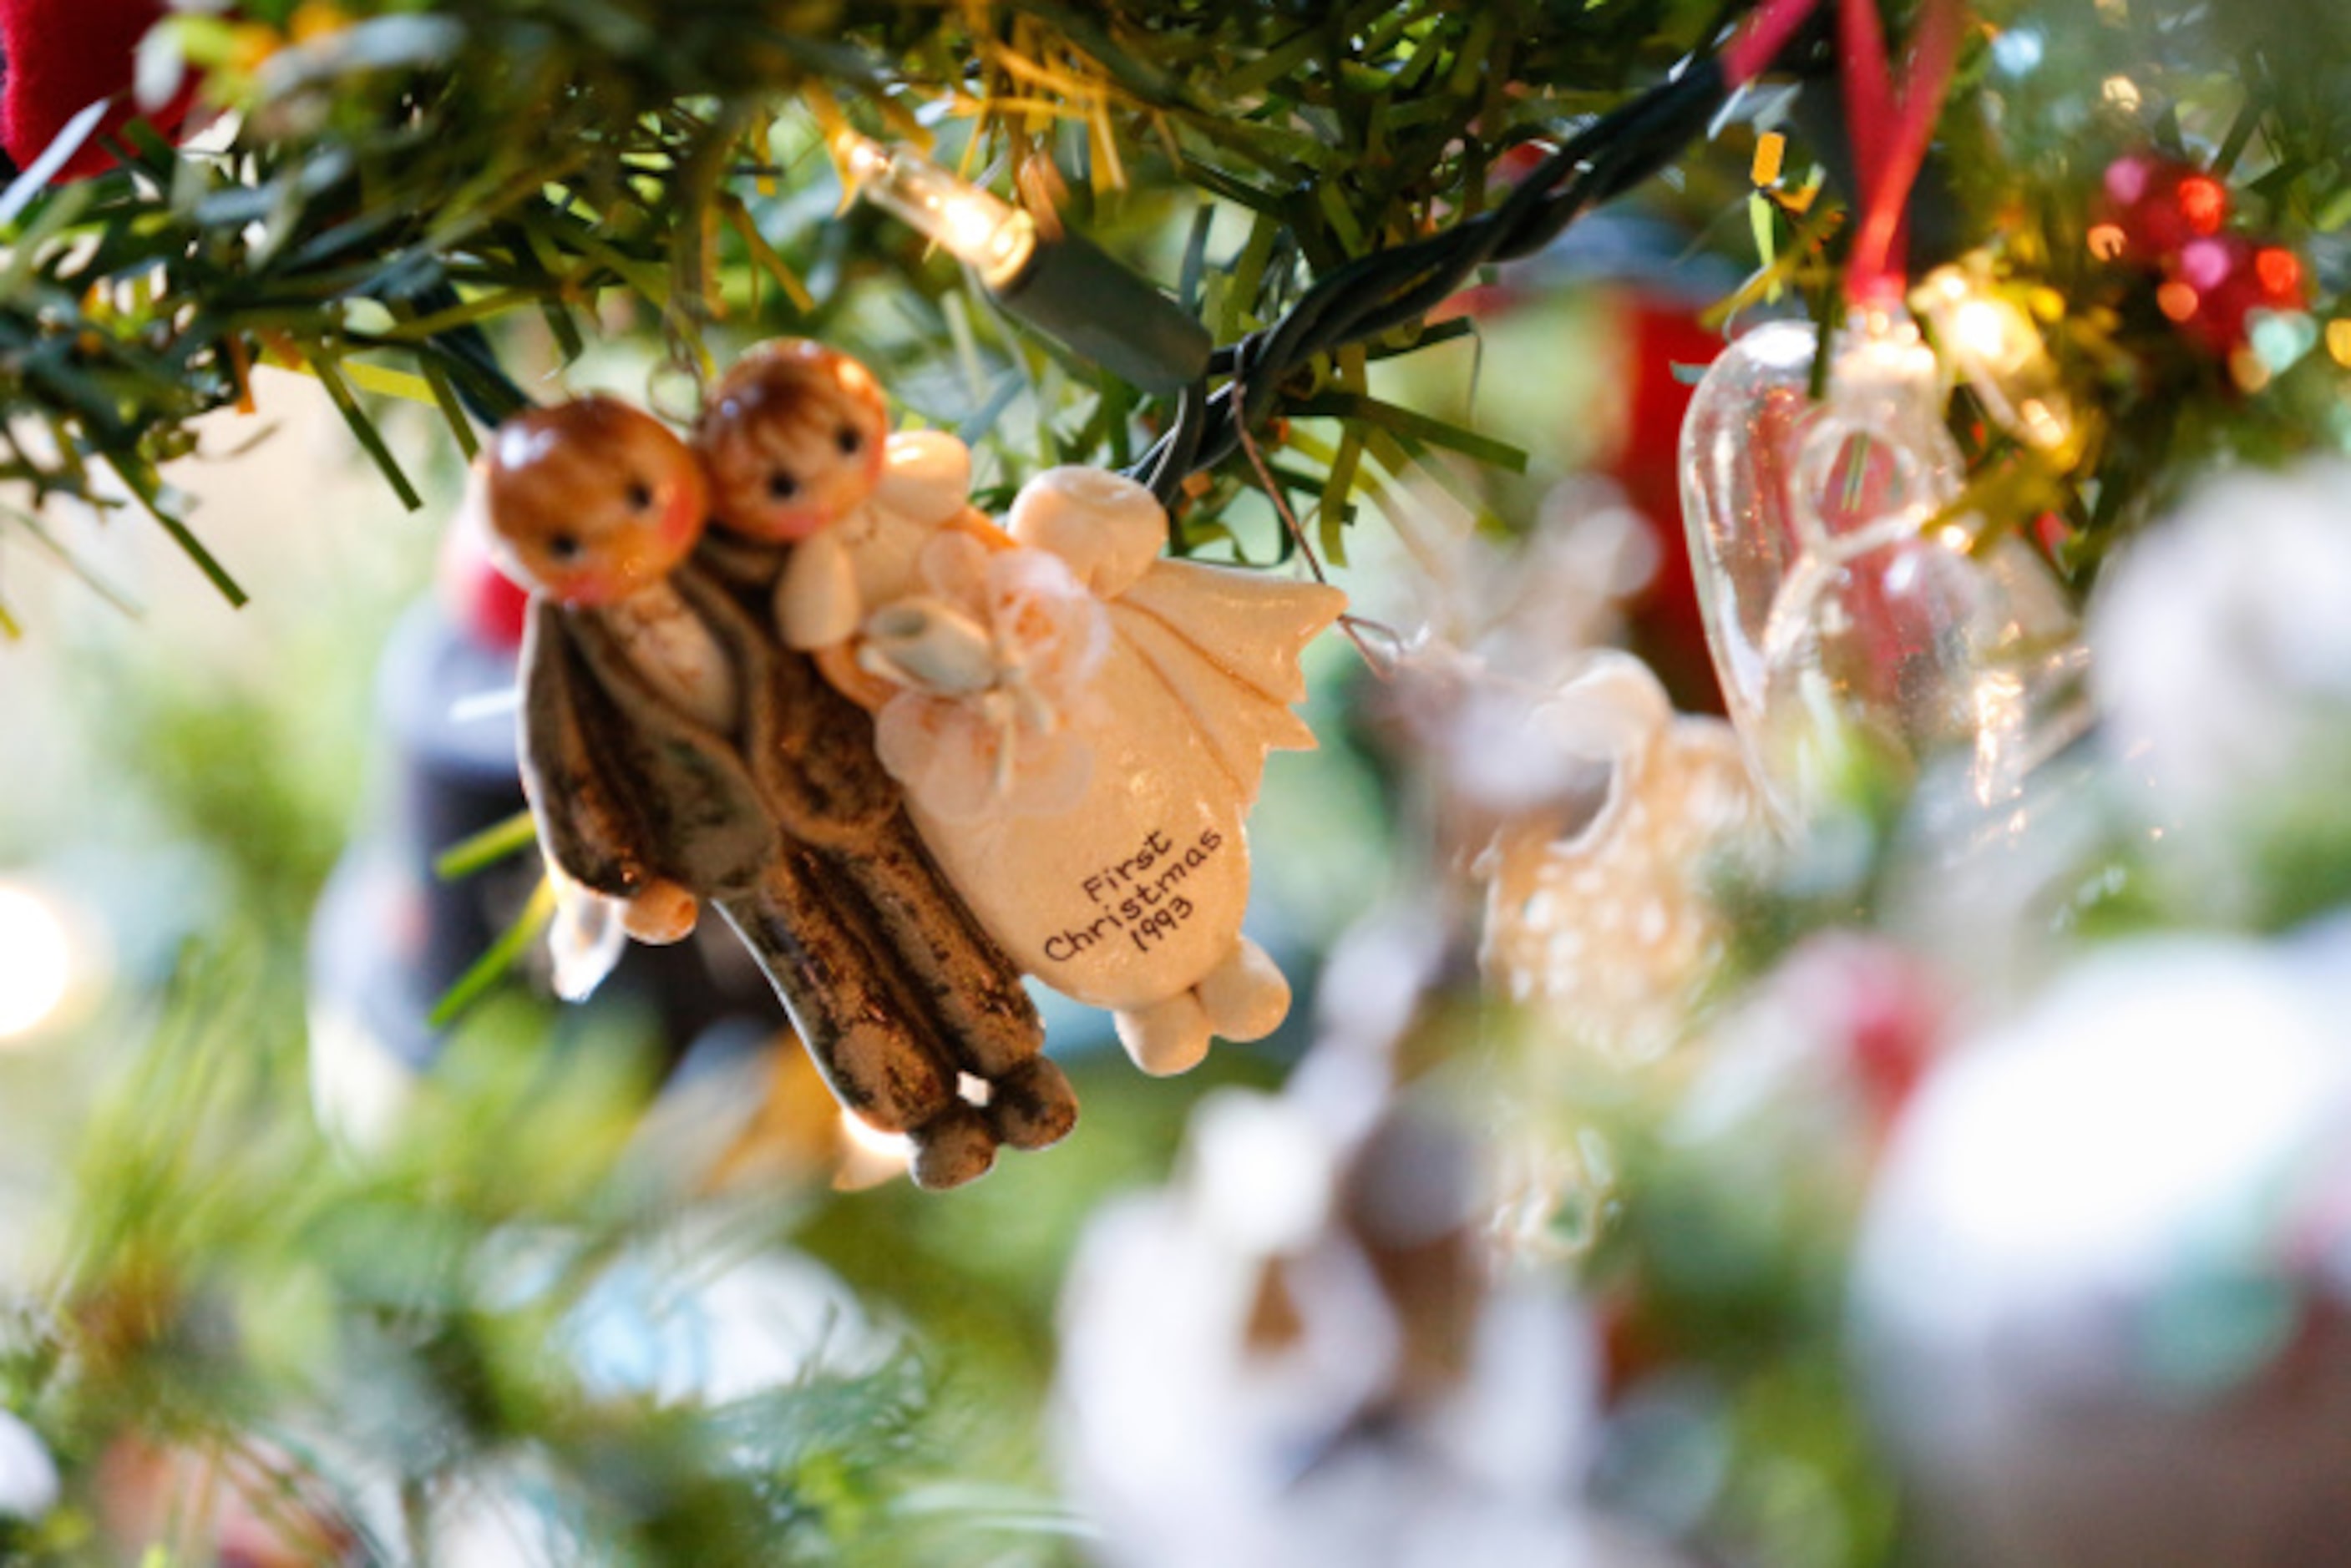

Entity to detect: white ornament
[1678,313,2085,818]
[1852,928,2351,1567]
[2091,458,2351,822]
[1056,1092,1656,1568]
[0,1412,57,1521]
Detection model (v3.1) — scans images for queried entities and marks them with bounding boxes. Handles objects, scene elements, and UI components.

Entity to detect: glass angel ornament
[1478,651,1767,1064]
[1678,313,2086,819]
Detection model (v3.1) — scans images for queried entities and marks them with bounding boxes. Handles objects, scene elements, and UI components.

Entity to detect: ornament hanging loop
[1837,0,1966,306]
[644,333,711,428]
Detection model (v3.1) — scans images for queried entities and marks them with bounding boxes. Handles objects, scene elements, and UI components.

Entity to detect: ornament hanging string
[1841,0,1964,306]
[1720,0,1965,306]
[1723,0,1829,85]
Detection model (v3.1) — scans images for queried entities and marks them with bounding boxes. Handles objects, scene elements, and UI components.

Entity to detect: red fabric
[0,0,190,180]
[1608,296,1725,714]
[438,519,532,651]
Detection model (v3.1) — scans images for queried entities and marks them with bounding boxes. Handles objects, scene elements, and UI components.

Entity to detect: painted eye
[835,426,864,457]
[547,532,584,563]
[625,480,654,512]
[767,471,799,501]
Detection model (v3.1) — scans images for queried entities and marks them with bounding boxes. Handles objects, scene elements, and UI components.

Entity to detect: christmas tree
[3,0,2350,1561]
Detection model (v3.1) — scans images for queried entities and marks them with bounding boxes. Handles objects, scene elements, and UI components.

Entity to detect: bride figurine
[696,341,1347,1075]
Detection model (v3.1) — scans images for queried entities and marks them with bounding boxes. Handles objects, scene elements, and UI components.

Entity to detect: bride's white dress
[778,445,1345,1074]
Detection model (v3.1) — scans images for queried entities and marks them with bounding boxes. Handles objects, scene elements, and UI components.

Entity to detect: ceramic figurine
[1477,651,1766,1062]
[479,395,1077,1189]
[697,343,1347,1075]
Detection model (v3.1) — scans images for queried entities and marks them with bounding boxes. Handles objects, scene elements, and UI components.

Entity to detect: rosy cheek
[656,486,704,551]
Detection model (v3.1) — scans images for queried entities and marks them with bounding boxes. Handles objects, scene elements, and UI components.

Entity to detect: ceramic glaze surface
[899,467,1343,1021]
[749,358,1344,1074]
[915,626,1252,1009]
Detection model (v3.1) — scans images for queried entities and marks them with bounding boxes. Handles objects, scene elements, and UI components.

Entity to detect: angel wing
[1113,562,1348,802]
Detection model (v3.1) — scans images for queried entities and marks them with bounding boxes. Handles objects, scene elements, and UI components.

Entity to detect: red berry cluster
[2092,153,2308,356]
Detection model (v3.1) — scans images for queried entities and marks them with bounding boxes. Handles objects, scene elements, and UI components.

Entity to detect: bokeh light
[0,884,72,1041]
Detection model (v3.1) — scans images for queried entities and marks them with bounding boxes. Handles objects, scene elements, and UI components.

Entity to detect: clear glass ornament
[1679,311,2086,817]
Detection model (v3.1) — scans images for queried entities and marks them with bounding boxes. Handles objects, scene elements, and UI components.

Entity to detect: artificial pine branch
[0,0,1722,616]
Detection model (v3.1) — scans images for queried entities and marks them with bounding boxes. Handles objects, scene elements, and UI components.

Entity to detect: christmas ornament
[2089,458,2351,918]
[2096,152,2230,263]
[1852,929,2351,1568]
[0,0,194,180]
[2091,150,2310,362]
[1477,651,1765,1062]
[1055,916,1681,1568]
[2160,233,2308,359]
[1678,311,2086,818]
[478,393,1076,1190]
[697,342,1345,1077]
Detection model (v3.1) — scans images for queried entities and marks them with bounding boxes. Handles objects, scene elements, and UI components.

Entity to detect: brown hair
[697,339,887,458]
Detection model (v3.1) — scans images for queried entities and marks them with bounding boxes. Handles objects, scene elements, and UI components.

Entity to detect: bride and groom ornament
[477,341,1344,1187]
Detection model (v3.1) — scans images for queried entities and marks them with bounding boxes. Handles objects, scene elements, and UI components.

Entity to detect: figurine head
[695,339,889,543]
[479,397,707,605]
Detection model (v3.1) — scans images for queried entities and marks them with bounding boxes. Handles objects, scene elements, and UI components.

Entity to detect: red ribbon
[1724,0,1967,306]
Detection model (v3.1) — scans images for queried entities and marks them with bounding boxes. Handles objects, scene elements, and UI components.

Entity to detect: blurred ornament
[1056,916,1684,1568]
[2093,460,2351,810]
[0,879,99,1043]
[2096,153,2230,262]
[0,1412,57,1521]
[2090,150,2311,365]
[1852,928,2351,1568]
[1478,652,1765,1062]
[2161,235,2308,359]
[1678,311,2086,818]
[2089,458,2351,917]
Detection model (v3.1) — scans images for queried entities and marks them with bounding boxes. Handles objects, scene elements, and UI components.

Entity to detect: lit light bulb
[833,132,1213,396]
[0,884,73,1040]
[833,133,1037,288]
[1913,263,2078,458]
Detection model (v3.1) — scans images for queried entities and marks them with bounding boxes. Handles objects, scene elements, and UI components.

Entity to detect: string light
[835,134,1036,288]
[834,134,1212,396]
[1913,263,2078,458]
